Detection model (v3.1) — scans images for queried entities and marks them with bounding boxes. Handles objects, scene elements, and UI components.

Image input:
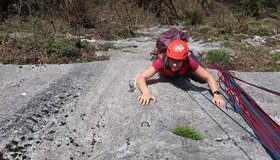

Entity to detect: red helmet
[166,40,189,60]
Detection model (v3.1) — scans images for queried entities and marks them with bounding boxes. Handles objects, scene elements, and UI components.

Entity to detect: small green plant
[223,33,233,40]
[171,125,203,140]
[53,38,79,56]
[103,42,124,50]
[76,40,91,52]
[206,49,230,64]
[195,25,215,34]
[104,43,116,49]
[238,44,267,54]
[0,56,12,64]
[258,27,273,36]
[222,40,234,48]
[262,52,280,72]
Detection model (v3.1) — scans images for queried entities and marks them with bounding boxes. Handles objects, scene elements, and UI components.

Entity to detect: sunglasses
[168,58,184,65]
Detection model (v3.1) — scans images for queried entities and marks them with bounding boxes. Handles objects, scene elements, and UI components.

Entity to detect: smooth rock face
[0,27,279,160]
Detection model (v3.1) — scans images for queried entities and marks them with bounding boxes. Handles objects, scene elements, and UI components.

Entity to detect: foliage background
[0,0,279,70]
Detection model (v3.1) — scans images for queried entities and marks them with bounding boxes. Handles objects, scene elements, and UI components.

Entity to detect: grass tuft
[171,125,203,140]
[206,49,231,64]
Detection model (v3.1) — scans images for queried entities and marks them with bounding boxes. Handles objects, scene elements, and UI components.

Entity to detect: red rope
[210,66,280,159]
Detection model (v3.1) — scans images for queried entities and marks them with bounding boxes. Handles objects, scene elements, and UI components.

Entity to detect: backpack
[156,28,188,53]
[150,28,189,65]
[150,28,188,62]
[150,28,205,75]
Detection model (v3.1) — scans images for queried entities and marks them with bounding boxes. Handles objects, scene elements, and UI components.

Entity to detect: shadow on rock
[147,74,209,93]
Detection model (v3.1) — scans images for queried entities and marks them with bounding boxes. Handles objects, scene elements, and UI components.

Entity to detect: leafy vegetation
[261,52,280,72]
[222,40,235,48]
[171,125,203,140]
[52,37,79,57]
[0,0,279,71]
[0,33,109,64]
[206,49,231,66]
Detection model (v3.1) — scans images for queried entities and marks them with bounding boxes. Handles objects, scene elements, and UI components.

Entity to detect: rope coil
[184,66,279,159]
[214,66,280,159]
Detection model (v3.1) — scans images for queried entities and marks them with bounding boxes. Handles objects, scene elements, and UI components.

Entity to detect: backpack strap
[162,52,169,70]
[185,57,192,75]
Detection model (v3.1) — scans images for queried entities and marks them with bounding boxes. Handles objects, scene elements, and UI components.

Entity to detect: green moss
[171,125,203,140]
